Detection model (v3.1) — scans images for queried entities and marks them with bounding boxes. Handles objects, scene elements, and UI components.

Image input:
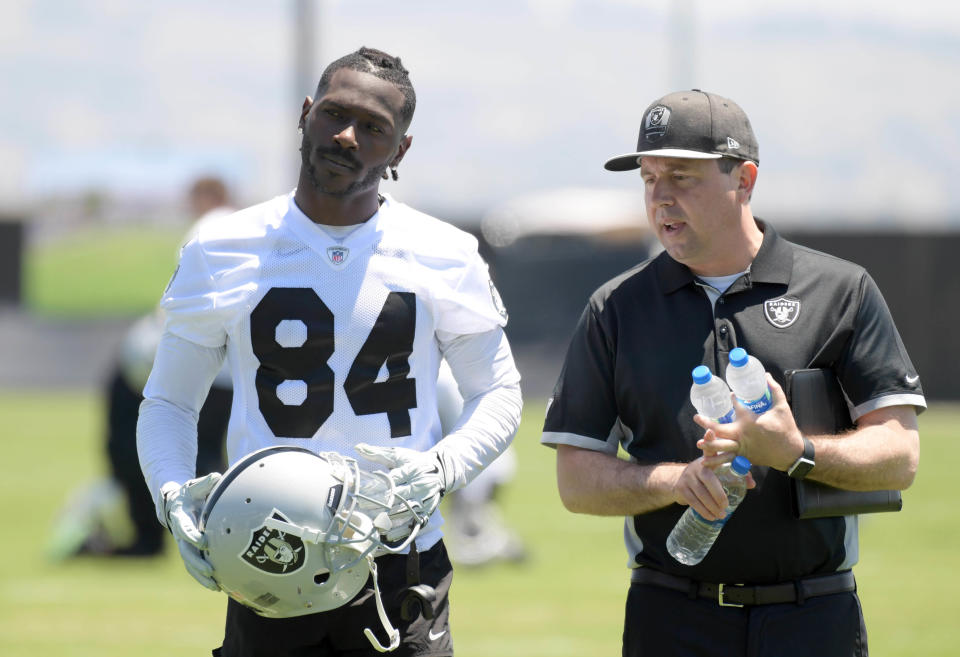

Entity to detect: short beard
[300,133,388,198]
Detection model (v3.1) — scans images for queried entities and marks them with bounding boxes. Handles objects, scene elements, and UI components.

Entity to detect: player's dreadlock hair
[316,47,416,129]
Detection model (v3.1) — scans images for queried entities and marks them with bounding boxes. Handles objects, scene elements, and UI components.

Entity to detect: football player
[137,47,522,656]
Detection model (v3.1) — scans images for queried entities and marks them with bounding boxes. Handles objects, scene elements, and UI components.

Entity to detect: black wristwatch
[787,436,816,479]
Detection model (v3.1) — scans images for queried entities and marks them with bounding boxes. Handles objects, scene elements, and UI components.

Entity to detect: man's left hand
[695,373,805,471]
[354,444,448,541]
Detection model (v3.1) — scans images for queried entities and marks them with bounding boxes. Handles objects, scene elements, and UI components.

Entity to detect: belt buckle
[718,583,744,607]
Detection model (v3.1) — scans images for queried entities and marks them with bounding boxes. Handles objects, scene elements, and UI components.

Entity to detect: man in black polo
[541,89,923,657]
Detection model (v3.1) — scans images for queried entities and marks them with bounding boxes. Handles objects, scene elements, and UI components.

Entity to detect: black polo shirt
[542,220,925,584]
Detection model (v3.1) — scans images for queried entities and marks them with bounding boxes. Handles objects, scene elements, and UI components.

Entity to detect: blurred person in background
[541,89,922,657]
[137,47,521,656]
[185,176,235,238]
[48,176,235,559]
[436,360,526,568]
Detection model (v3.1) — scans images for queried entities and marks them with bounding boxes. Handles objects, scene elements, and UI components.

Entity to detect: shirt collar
[747,219,792,285]
[286,189,390,232]
[656,218,792,294]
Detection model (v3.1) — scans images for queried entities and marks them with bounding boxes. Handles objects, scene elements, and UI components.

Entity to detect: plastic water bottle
[689,365,736,423]
[666,455,752,565]
[725,348,772,414]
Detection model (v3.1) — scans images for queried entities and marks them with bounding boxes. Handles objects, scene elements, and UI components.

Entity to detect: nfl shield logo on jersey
[327,246,349,266]
[763,296,801,328]
[241,511,306,574]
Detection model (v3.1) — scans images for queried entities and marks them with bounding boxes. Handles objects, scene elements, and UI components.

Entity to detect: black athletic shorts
[214,541,454,657]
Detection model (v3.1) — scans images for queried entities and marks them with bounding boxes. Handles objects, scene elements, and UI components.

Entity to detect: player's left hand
[694,373,804,471]
[354,444,448,540]
[162,473,222,591]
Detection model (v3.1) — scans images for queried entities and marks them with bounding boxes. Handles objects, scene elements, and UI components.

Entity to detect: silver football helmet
[199,446,424,652]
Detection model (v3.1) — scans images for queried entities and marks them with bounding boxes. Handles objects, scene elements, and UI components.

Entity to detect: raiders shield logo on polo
[241,511,306,574]
[764,296,801,328]
[327,246,349,266]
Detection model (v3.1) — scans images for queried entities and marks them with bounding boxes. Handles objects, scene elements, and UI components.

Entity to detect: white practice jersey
[158,191,509,467]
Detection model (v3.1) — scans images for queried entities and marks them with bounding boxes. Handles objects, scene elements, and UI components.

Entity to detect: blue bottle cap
[691,365,712,385]
[729,347,748,368]
[731,455,752,475]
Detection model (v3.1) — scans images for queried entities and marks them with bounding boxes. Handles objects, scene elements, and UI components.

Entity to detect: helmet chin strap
[363,557,401,652]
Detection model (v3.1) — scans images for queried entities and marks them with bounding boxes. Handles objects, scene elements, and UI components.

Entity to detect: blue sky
[2,0,959,227]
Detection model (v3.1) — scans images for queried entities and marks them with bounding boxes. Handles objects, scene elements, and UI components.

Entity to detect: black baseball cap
[604,89,758,171]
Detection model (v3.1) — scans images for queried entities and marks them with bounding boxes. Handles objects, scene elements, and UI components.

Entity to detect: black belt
[630,568,856,607]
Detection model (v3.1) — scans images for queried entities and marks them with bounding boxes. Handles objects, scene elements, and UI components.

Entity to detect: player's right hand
[162,473,222,591]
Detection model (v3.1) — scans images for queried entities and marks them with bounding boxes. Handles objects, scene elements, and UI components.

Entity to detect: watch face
[789,457,815,479]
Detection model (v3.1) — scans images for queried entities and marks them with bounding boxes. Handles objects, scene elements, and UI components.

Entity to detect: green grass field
[23,225,185,318]
[0,391,957,656]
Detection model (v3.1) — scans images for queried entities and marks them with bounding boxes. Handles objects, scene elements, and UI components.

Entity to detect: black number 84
[250,287,417,439]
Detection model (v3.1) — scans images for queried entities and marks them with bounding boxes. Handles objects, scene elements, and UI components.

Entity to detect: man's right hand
[162,473,222,591]
[673,451,756,521]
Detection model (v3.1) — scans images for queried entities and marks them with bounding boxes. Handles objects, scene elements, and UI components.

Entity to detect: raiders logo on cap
[644,106,671,142]
[763,296,801,328]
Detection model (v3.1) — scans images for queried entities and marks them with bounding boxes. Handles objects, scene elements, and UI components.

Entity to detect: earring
[381,169,389,180]
[298,126,303,135]
[390,167,398,181]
